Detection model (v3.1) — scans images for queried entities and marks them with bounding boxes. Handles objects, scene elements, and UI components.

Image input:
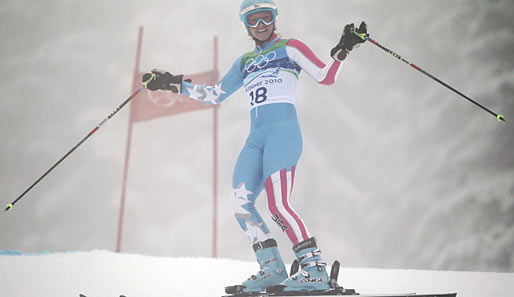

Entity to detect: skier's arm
[142,57,243,105]
[181,57,244,105]
[285,39,342,86]
[285,22,367,86]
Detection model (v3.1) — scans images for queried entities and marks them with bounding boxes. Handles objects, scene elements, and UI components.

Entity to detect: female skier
[143,0,367,294]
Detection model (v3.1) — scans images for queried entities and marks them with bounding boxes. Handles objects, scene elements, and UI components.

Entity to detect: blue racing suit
[181,33,343,246]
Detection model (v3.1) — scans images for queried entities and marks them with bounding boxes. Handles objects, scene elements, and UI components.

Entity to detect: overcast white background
[1,0,513,273]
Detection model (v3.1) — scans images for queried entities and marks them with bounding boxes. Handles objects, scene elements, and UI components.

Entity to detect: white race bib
[243,68,298,110]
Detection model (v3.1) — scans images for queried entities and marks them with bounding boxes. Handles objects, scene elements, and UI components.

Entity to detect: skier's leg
[228,142,287,293]
[264,166,312,245]
[262,119,309,245]
[231,142,270,243]
[262,121,330,292]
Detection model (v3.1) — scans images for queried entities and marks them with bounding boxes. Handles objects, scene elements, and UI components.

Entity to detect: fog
[1,0,512,272]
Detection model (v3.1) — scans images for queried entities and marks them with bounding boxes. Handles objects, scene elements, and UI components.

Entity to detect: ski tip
[4,203,13,212]
[497,114,505,122]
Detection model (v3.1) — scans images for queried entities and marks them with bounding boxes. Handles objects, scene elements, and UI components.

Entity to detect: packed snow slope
[1,251,512,297]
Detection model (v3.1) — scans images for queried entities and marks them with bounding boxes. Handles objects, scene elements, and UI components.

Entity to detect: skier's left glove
[142,69,190,94]
[331,21,368,62]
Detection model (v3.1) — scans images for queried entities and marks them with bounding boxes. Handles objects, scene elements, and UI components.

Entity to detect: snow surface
[1,250,513,297]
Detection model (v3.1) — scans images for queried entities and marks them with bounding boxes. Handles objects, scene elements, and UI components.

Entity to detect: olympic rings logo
[244,51,277,73]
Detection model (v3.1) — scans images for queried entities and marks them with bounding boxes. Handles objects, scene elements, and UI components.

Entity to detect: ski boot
[225,239,288,294]
[267,237,331,293]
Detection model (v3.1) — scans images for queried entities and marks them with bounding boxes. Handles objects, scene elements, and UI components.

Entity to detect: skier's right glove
[331,21,368,62]
[142,69,190,94]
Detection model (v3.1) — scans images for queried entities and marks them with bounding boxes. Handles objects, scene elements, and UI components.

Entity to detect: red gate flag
[117,28,220,257]
[130,69,218,123]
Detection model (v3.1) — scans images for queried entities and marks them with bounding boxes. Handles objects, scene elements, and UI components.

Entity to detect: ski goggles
[243,9,277,28]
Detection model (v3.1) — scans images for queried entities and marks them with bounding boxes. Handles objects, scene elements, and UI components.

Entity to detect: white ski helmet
[239,0,278,25]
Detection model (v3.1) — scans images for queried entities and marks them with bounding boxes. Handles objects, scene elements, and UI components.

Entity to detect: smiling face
[248,21,274,42]
[245,10,275,42]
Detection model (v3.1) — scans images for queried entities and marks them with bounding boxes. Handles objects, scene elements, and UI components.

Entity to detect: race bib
[242,50,299,110]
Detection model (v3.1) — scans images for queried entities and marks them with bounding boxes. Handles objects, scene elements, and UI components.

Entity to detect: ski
[347,294,455,297]
[224,261,457,297]
[223,291,457,297]
[79,295,126,297]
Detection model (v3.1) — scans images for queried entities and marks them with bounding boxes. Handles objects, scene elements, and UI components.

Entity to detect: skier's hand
[331,21,368,62]
[142,69,190,94]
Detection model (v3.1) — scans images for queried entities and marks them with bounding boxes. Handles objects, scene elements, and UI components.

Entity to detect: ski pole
[363,35,505,123]
[4,85,148,213]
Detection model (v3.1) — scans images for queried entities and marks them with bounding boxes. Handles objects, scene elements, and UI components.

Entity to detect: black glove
[331,21,368,62]
[142,69,189,94]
